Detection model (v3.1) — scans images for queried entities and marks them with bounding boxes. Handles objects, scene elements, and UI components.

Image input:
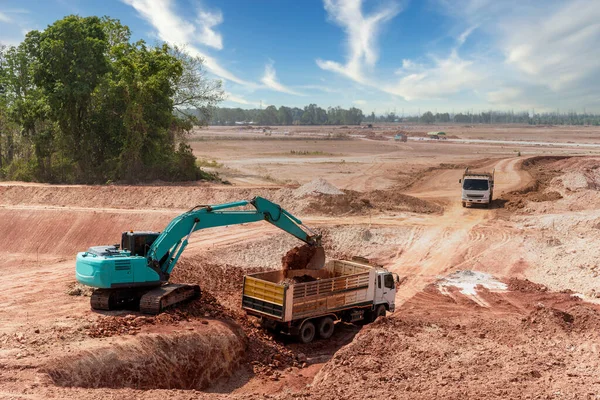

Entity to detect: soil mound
[507,278,548,292]
[45,321,246,390]
[304,188,442,216]
[293,178,344,197]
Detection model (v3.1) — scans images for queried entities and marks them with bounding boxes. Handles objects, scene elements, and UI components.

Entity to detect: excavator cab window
[121,232,160,257]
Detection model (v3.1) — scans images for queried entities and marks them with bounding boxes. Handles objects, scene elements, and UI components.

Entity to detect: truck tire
[299,321,316,344]
[375,304,387,319]
[318,317,335,339]
[462,201,466,208]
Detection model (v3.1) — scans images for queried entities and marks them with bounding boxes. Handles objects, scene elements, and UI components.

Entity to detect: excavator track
[139,283,201,315]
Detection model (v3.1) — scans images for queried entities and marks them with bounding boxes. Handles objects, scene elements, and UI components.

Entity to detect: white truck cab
[374,269,397,312]
[459,168,494,208]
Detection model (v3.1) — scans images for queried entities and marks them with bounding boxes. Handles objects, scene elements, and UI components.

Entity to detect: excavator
[75,196,325,314]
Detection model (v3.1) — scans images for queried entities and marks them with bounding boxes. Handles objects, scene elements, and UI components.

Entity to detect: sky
[1,0,600,114]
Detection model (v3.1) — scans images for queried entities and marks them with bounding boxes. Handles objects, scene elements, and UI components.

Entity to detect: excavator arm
[147,196,322,277]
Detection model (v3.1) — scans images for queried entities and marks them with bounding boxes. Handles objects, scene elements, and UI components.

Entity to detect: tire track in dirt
[388,157,532,305]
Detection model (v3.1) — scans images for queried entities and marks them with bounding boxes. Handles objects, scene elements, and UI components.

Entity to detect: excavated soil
[281,244,320,270]
[45,320,246,390]
[276,280,600,400]
[501,156,571,210]
[304,188,443,215]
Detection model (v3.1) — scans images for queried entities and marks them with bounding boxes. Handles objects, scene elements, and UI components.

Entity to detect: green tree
[421,111,435,124]
[277,106,293,125]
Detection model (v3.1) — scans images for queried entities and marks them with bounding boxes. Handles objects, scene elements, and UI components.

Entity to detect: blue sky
[1,0,600,113]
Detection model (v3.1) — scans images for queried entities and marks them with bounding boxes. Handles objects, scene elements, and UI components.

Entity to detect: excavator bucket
[306,246,326,270]
[282,244,326,270]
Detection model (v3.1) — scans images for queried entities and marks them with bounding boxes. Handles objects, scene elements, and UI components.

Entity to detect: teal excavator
[75,197,324,314]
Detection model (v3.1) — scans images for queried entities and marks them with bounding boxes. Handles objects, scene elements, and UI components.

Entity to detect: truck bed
[242,260,375,322]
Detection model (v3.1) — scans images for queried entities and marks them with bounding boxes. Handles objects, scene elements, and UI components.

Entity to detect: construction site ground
[3,124,600,399]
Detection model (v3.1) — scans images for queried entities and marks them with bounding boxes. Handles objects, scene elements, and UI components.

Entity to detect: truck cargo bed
[242,260,375,322]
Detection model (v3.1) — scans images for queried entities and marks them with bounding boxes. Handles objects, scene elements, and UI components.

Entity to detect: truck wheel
[462,202,466,208]
[299,321,316,344]
[318,317,335,339]
[375,304,387,319]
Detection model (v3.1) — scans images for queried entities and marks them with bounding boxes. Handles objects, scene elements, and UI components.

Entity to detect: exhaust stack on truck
[242,259,399,343]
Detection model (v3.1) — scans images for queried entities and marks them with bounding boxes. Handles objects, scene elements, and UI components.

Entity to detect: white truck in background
[459,167,495,208]
[242,259,399,343]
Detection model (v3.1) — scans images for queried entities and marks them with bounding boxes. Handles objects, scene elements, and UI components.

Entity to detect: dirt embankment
[277,280,600,400]
[501,156,571,210]
[303,188,443,215]
[45,320,246,390]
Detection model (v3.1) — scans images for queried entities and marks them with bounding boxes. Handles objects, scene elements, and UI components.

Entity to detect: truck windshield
[463,179,489,191]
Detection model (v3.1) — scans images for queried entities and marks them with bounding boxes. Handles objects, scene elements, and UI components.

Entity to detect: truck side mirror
[458,179,462,183]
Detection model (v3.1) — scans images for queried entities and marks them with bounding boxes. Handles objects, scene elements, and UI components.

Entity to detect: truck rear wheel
[299,321,316,344]
[318,317,335,339]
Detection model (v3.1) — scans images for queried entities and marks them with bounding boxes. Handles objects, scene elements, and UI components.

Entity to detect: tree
[0,15,224,183]
[421,111,435,124]
[258,105,278,125]
[277,106,293,125]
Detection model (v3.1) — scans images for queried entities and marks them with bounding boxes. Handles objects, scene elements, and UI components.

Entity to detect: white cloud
[353,99,367,105]
[437,0,600,109]
[122,0,252,86]
[457,25,477,46]
[224,92,260,106]
[501,0,600,92]
[196,9,223,50]
[260,61,304,96]
[386,50,484,100]
[487,87,522,104]
[317,0,400,83]
[0,12,11,23]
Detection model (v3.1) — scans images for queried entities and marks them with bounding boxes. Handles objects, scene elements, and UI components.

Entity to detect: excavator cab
[121,231,160,257]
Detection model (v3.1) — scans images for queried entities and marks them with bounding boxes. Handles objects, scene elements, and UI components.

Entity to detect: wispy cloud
[122,0,252,86]
[316,0,401,83]
[0,12,11,23]
[224,92,260,106]
[387,50,484,100]
[261,61,304,96]
[196,9,223,50]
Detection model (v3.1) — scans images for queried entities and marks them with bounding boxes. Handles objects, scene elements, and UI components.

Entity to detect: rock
[297,352,307,363]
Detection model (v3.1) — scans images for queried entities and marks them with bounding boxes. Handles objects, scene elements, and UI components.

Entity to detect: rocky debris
[65,282,94,297]
[293,178,344,197]
[282,244,320,270]
[86,291,230,338]
[507,278,548,292]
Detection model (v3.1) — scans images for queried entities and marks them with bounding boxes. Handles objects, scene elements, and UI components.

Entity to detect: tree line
[371,110,600,126]
[209,104,364,126]
[0,15,223,183]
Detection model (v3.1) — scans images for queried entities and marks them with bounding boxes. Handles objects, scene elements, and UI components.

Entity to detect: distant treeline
[209,104,364,126]
[371,110,600,126]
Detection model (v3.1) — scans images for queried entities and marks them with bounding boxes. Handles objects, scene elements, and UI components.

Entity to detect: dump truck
[459,167,495,208]
[242,259,399,343]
